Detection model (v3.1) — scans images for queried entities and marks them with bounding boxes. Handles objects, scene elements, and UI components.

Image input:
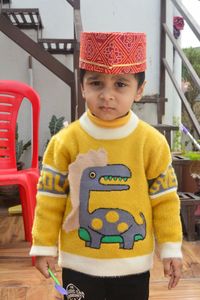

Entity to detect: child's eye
[116,82,126,88]
[90,81,101,86]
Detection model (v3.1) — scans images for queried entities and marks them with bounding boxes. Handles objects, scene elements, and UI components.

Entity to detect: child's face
[81,71,145,121]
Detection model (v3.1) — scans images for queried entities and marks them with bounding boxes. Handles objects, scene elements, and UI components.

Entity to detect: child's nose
[100,87,114,101]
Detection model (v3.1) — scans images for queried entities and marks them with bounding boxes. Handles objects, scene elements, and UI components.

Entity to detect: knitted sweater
[30,110,182,277]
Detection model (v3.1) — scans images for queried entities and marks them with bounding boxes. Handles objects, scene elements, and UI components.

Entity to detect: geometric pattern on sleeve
[149,165,177,199]
[37,165,68,197]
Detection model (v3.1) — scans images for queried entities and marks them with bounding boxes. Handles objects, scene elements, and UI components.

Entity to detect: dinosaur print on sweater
[63,149,146,249]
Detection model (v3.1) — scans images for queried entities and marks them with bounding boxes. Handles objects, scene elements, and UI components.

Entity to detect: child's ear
[134,81,146,102]
[81,84,85,99]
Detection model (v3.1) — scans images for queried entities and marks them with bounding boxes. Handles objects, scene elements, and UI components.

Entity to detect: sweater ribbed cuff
[159,242,182,259]
[30,245,58,257]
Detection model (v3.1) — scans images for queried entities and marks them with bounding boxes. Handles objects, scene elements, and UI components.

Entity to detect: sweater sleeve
[149,164,183,259]
[30,132,70,256]
[145,131,182,259]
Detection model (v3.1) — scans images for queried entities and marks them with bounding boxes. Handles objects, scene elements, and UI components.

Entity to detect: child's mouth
[100,106,114,112]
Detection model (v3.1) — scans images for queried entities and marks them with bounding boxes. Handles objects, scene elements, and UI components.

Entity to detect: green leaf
[48,115,64,136]
[16,140,23,162]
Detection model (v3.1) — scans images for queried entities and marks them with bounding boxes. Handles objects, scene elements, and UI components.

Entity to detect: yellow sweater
[30,110,182,276]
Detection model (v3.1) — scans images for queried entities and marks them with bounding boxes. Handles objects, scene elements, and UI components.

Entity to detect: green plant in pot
[182,151,200,196]
[46,115,65,147]
[38,115,65,169]
[172,124,200,193]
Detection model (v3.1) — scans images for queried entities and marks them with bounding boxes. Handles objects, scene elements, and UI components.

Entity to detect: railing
[0,0,11,10]
[160,0,200,136]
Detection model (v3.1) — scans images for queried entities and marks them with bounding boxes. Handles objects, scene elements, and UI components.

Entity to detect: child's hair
[79,68,145,89]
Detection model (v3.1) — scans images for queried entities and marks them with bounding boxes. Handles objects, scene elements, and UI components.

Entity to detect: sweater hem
[58,251,154,277]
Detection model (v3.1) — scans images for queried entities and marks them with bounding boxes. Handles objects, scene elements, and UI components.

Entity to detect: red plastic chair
[0,80,40,243]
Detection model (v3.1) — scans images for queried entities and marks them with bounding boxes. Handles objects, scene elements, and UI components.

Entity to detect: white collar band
[79,111,139,140]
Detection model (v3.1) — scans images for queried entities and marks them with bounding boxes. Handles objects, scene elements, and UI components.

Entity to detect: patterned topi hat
[79,32,146,74]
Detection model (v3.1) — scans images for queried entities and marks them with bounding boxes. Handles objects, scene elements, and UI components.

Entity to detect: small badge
[66,283,85,299]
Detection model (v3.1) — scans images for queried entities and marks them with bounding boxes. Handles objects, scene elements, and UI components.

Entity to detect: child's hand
[35,256,57,278]
[163,257,182,289]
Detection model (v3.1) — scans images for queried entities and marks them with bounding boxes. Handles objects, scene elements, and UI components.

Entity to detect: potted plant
[46,114,65,147]
[172,126,200,194]
[180,151,200,194]
[38,114,65,168]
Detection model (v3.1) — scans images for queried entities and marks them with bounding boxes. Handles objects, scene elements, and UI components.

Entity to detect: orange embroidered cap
[79,32,146,74]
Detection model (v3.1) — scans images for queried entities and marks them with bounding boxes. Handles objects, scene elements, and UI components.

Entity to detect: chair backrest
[0,80,40,170]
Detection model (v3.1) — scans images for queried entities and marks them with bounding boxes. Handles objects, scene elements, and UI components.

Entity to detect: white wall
[0,0,162,162]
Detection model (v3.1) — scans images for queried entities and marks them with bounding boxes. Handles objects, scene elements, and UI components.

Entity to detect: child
[30,32,183,300]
